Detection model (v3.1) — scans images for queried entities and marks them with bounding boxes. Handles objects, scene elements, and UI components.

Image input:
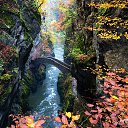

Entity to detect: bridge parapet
[30,57,71,74]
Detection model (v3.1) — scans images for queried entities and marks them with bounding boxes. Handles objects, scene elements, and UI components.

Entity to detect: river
[28,0,65,127]
[28,43,64,127]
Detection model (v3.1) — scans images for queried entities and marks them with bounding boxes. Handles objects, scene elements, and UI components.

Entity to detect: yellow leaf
[66,112,71,118]
[26,123,35,128]
[25,116,35,128]
[68,121,76,127]
[61,124,67,128]
[112,95,118,100]
[72,115,80,121]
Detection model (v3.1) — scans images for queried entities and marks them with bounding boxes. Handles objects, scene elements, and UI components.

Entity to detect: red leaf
[103,122,110,128]
[62,115,68,125]
[98,114,102,119]
[106,72,116,76]
[109,79,116,86]
[87,104,94,107]
[54,116,61,123]
[117,102,123,109]
[11,125,15,128]
[84,111,91,116]
[106,107,112,112]
[116,76,123,81]
[93,114,99,120]
[100,96,105,99]
[91,110,97,113]
[107,98,116,103]
[113,122,118,126]
[111,113,117,122]
[122,77,128,83]
[89,117,98,124]
[35,120,46,127]
[19,117,26,124]
[97,107,102,113]
[19,124,29,128]
[104,90,109,94]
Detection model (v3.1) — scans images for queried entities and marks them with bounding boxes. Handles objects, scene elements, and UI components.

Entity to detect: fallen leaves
[54,116,62,123]
[85,72,128,128]
[89,117,98,124]
[62,115,68,125]
[54,112,80,128]
[72,115,80,121]
[86,104,94,108]
[65,112,72,118]
[9,114,46,128]
[84,111,91,116]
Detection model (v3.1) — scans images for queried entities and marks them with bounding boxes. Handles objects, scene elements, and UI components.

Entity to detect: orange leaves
[116,102,125,110]
[106,97,116,103]
[86,104,94,108]
[72,115,80,121]
[102,122,110,128]
[9,112,79,128]
[85,71,128,128]
[76,54,88,61]
[9,114,46,128]
[26,118,46,128]
[54,112,80,128]
[122,77,128,83]
[89,117,98,124]
[84,111,91,116]
[54,116,62,123]
[34,120,46,128]
[62,115,68,125]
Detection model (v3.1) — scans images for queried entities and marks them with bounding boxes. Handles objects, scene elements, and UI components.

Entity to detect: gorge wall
[64,0,128,98]
[0,0,41,127]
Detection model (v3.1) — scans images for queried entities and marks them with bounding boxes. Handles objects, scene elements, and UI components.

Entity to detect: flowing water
[28,0,66,127]
[28,43,64,115]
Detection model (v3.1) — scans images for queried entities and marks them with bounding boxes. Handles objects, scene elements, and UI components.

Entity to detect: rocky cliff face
[65,0,128,98]
[0,0,41,127]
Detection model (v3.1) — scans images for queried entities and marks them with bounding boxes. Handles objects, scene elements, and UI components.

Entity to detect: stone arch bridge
[29,56,96,99]
[30,56,71,74]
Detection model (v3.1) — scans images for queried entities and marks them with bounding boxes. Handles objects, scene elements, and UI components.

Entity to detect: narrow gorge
[0,0,128,128]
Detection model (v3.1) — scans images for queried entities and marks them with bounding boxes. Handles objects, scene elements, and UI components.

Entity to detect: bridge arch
[29,57,96,99]
[30,57,71,73]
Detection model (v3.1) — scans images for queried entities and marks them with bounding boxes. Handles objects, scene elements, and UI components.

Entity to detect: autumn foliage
[54,111,80,128]
[85,72,128,128]
[8,111,80,128]
[3,0,128,128]
[88,0,128,40]
[0,42,17,65]
[8,114,46,128]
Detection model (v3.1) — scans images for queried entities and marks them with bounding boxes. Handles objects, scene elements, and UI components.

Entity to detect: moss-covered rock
[57,73,76,112]
[0,31,15,45]
[0,0,41,126]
